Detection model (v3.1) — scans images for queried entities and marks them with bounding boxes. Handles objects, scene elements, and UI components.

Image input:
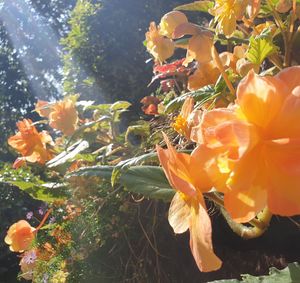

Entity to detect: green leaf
[8,181,66,203]
[174,1,214,12]
[120,166,174,202]
[246,36,277,65]
[66,165,114,180]
[66,165,174,202]
[47,140,89,168]
[110,101,131,112]
[209,262,300,282]
[165,85,215,113]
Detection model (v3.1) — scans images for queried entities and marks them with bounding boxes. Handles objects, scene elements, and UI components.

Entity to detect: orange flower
[211,0,248,37]
[8,119,53,164]
[49,99,79,136]
[4,220,36,252]
[157,133,222,272]
[159,11,188,38]
[198,67,300,222]
[145,22,175,63]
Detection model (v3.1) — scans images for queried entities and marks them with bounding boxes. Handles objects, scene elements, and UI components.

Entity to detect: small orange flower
[211,0,248,37]
[4,220,36,252]
[159,11,188,38]
[49,99,79,136]
[8,119,53,164]
[157,133,223,272]
[145,22,175,63]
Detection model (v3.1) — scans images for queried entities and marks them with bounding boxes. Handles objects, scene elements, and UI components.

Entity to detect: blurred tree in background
[61,0,192,104]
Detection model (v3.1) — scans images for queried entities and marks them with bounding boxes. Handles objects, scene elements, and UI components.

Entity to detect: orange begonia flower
[8,119,53,164]
[4,220,36,252]
[145,22,175,64]
[156,133,222,272]
[198,67,300,222]
[49,99,79,136]
[159,11,188,38]
[211,0,248,37]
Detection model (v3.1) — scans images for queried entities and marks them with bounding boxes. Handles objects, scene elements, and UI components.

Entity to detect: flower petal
[264,138,300,216]
[236,70,287,128]
[168,192,190,234]
[189,198,222,272]
[224,147,267,223]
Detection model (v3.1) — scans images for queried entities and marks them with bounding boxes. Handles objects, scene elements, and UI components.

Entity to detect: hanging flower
[145,22,175,63]
[35,100,52,118]
[156,133,223,272]
[159,11,188,38]
[4,220,36,252]
[211,0,248,37]
[48,99,79,136]
[8,119,53,165]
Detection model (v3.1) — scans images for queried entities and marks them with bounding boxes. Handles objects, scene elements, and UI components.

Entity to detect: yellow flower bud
[159,11,188,38]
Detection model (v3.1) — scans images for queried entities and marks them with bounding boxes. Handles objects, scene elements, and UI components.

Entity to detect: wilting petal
[189,198,222,272]
[225,146,267,223]
[168,192,190,234]
[236,70,287,128]
[264,138,300,216]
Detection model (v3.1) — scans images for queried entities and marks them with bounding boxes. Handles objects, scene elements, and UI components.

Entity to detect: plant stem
[205,192,272,239]
[212,46,235,97]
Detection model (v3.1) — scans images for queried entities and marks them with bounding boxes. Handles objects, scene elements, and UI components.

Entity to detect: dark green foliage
[61,0,193,105]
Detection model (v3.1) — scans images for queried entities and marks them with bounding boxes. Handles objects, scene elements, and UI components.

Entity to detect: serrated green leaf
[174,1,214,12]
[246,36,277,65]
[120,166,174,202]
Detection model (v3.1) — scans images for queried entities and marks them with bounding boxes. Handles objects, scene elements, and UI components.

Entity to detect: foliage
[210,262,300,282]
[3,0,300,281]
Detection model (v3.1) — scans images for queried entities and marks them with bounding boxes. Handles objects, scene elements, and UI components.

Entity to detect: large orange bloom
[49,99,78,136]
[198,67,300,222]
[157,133,222,272]
[4,220,36,252]
[8,119,53,164]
